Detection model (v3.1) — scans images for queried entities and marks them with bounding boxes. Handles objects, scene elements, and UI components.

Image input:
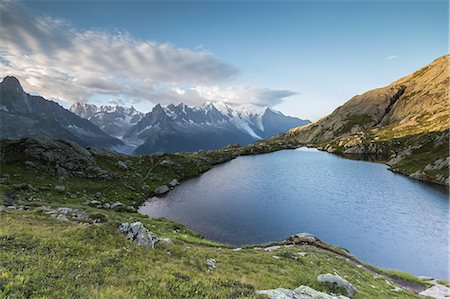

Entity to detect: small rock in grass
[160,237,173,244]
[265,245,281,252]
[25,160,36,168]
[111,201,124,209]
[205,258,216,271]
[102,203,111,209]
[317,273,357,298]
[257,285,350,299]
[116,161,128,170]
[54,185,66,192]
[126,205,136,212]
[118,222,158,249]
[56,214,69,222]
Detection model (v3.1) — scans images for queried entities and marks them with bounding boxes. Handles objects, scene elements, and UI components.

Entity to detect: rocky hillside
[0,76,124,149]
[285,55,449,185]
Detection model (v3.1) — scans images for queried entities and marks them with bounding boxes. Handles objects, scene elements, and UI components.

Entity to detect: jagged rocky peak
[70,101,144,138]
[1,76,23,92]
[124,101,310,155]
[0,76,124,149]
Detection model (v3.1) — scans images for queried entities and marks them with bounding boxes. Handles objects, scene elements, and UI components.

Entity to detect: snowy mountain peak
[70,101,144,138]
[123,102,310,154]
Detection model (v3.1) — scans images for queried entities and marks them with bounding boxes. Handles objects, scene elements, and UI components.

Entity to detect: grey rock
[205,258,216,271]
[317,274,357,297]
[0,205,5,212]
[118,222,158,249]
[102,203,111,209]
[160,237,173,244]
[168,179,179,187]
[89,200,100,206]
[288,232,317,242]
[419,284,450,298]
[56,214,69,222]
[126,205,136,212]
[116,160,128,170]
[410,171,427,181]
[54,185,66,192]
[25,160,36,168]
[154,185,170,195]
[95,192,101,198]
[111,201,124,209]
[257,285,349,299]
[256,288,294,299]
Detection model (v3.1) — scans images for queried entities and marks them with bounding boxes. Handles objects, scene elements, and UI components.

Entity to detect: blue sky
[1,1,448,120]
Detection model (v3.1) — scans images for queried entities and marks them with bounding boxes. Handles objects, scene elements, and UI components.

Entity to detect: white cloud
[387,55,399,60]
[0,1,295,108]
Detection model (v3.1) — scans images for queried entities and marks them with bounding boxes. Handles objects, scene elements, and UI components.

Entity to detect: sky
[0,0,448,121]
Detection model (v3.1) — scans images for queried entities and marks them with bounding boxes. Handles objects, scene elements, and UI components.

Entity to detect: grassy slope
[0,139,427,298]
[0,208,423,298]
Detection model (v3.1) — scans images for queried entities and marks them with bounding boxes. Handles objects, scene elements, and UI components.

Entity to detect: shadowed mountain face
[122,102,310,155]
[0,76,123,148]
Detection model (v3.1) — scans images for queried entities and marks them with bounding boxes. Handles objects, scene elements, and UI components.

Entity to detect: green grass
[0,208,422,298]
[0,138,442,298]
[336,114,374,136]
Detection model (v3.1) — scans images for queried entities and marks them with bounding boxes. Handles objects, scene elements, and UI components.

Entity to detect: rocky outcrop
[317,274,357,298]
[419,282,450,298]
[0,138,113,180]
[118,222,158,249]
[257,285,349,299]
[154,185,170,195]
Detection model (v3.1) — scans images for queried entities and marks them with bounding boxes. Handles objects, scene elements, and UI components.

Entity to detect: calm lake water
[139,148,449,279]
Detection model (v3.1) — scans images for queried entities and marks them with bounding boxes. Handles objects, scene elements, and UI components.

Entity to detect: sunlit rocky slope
[282,55,449,185]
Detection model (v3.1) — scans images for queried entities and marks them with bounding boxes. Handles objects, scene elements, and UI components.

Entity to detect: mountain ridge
[122,101,310,155]
[0,76,124,149]
[279,55,449,185]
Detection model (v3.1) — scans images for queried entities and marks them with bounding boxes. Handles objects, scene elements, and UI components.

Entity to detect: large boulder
[118,222,158,249]
[154,185,170,195]
[287,232,317,243]
[256,285,349,299]
[317,274,357,298]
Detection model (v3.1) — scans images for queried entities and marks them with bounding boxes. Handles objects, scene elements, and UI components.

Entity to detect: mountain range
[70,100,309,155]
[0,76,123,149]
[122,102,309,154]
[0,76,309,155]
